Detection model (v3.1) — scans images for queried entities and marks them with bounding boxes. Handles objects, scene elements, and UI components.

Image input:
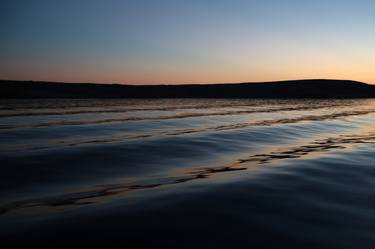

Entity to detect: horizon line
[0,78,372,86]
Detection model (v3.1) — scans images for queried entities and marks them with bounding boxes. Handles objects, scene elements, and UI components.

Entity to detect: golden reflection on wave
[0,102,366,129]
[1,128,374,216]
[1,108,375,153]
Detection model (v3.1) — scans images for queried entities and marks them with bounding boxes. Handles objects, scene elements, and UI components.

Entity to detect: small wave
[1,108,374,153]
[0,103,362,129]
[3,108,374,153]
[1,129,374,215]
[238,132,375,164]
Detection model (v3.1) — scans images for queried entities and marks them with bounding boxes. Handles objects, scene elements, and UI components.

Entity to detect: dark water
[0,98,375,248]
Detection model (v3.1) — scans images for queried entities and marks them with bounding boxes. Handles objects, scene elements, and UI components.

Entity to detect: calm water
[0,98,375,248]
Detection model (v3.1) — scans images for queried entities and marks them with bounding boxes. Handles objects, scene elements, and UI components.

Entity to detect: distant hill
[1,79,374,99]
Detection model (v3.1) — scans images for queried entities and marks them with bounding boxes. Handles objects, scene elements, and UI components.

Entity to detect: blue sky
[1,0,374,84]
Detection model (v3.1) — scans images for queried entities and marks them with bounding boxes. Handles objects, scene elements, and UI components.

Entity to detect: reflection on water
[0,98,375,248]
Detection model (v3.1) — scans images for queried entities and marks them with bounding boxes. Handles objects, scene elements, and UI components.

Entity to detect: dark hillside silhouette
[1,79,374,98]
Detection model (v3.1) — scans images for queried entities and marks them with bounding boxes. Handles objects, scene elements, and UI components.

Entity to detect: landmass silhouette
[1,79,374,98]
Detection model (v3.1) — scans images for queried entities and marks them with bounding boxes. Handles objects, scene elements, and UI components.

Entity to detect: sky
[0,0,375,84]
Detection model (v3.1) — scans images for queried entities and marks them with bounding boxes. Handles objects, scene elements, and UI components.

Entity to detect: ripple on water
[0,98,375,248]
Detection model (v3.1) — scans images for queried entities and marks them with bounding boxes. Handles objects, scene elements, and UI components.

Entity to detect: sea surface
[0,98,375,248]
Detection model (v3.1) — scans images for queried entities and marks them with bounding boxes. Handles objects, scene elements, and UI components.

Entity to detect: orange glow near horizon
[2,65,374,85]
[1,1,375,85]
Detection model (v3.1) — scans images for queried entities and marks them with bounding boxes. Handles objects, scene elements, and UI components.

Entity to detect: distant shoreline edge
[1,79,375,99]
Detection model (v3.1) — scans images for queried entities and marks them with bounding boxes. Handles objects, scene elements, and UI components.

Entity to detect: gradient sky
[1,0,375,84]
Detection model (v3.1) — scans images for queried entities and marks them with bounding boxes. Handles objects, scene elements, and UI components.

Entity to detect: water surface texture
[1,98,375,248]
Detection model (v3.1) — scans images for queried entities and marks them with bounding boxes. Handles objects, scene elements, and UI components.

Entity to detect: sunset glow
[1,0,375,84]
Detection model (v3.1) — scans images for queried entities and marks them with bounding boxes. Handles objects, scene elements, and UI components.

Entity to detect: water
[0,98,375,248]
